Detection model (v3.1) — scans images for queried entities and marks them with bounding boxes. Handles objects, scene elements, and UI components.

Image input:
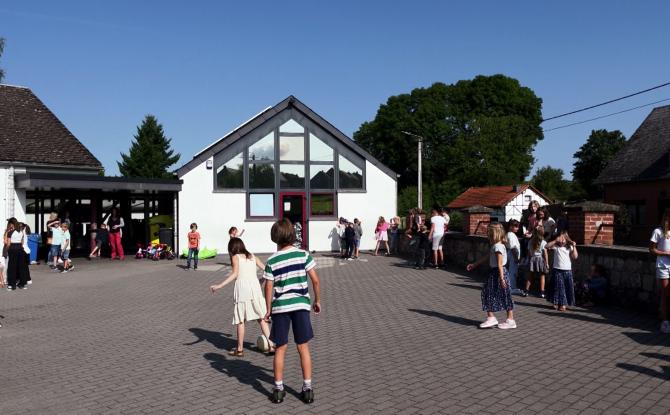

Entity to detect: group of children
[336,218,363,260]
[47,218,74,273]
[209,219,321,404]
[1,218,33,291]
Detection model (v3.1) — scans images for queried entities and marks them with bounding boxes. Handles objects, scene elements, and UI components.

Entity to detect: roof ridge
[0,83,30,90]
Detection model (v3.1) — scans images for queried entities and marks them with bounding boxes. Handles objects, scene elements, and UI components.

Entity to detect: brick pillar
[462,206,493,236]
[565,202,618,246]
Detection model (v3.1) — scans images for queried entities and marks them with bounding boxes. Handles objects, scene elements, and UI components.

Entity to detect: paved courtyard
[0,253,669,414]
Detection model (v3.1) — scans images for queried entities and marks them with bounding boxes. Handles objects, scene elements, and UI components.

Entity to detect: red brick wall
[568,211,615,245]
[464,213,490,236]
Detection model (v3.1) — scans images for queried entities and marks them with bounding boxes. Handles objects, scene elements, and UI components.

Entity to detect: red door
[279,192,307,250]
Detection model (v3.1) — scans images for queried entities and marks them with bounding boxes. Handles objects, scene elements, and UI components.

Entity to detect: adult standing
[428,209,447,269]
[541,207,557,241]
[6,218,27,290]
[107,207,125,260]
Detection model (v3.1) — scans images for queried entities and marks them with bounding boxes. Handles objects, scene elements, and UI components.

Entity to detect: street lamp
[401,131,424,210]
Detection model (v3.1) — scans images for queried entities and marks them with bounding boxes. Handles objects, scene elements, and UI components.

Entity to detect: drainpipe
[6,166,14,219]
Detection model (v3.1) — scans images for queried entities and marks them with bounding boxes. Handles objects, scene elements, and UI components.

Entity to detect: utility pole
[401,131,425,210]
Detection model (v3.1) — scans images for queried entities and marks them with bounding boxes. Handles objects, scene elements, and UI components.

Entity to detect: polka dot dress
[481,267,514,312]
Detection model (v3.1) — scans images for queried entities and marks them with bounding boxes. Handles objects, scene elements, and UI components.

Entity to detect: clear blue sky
[2,1,669,178]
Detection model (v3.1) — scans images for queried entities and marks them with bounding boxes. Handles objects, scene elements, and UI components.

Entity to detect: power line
[542,98,670,132]
[542,81,670,122]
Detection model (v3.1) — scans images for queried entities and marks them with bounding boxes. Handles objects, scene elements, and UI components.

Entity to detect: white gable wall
[179,158,397,254]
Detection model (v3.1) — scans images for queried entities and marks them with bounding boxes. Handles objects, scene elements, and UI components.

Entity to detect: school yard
[0,254,668,415]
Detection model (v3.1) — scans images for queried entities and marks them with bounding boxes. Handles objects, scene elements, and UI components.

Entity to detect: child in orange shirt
[187,223,201,270]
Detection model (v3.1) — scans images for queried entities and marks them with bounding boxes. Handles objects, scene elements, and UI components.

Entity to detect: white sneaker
[479,317,499,329]
[27,280,32,285]
[660,320,670,334]
[498,319,517,330]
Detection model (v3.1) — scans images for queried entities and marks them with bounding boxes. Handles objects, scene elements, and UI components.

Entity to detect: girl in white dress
[210,237,274,357]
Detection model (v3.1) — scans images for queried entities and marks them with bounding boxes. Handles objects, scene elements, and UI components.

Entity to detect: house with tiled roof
[1,84,181,253]
[447,184,552,222]
[596,105,670,245]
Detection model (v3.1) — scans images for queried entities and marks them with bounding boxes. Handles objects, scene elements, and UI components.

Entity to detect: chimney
[512,184,519,193]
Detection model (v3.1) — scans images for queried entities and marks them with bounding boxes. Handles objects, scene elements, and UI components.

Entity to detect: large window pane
[280,164,305,189]
[280,136,304,161]
[310,165,334,189]
[249,193,274,217]
[279,118,304,133]
[249,163,275,189]
[309,133,333,161]
[311,194,335,216]
[338,155,363,189]
[216,152,244,189]
[249,132,274,161]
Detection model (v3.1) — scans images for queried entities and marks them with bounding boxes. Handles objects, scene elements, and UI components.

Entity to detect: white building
[177,96,397,254]
[447,184,552,223]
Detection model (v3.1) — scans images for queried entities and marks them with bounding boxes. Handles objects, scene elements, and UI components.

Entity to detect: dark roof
[177,95,396,180]
[0,84,102,169]
[447,184,551,209]
[596,105,670,184]
[16,172,181,192]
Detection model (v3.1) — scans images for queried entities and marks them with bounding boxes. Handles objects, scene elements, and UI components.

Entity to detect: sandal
[228,348,244,357]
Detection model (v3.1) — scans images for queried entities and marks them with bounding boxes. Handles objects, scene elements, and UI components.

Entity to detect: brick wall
[568,211,615,245]
[464,212,490,235]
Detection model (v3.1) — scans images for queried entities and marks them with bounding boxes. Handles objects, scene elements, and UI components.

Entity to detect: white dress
[232,254,267,325]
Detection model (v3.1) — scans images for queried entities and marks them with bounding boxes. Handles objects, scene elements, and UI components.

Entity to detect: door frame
[279,192,308,250]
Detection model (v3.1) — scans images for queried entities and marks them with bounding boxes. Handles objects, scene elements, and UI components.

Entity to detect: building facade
[177,96,397,253]
[447,184,552,223]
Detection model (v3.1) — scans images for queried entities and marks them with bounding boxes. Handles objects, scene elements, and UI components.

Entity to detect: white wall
[180,158,397,254]
[0,166,29,228]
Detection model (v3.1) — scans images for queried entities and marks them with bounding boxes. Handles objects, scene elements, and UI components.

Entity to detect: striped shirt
[263,247,316,314]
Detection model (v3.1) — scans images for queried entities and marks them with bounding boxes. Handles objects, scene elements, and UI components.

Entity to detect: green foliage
[531,166,573,202]
[572,129,626,199]
[0,37,5,82]
[118,115,180,178]
[354,75,543,209]
[448,210,463,232]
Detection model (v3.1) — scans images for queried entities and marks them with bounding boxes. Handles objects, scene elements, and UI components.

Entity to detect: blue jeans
[187,248,199,268]
[508,255,522,293]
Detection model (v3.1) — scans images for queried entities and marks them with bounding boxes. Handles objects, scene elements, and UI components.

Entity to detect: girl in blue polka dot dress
[467,223,516,329]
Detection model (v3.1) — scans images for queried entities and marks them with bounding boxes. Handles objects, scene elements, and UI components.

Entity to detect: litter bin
[158,228,174,247]
[27,233,40,264]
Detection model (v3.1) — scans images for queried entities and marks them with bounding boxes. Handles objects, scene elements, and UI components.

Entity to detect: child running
[263,219,321,404]
[650,208,670,333]
[467,223,516,329]
[523,226,549,298]
[186,223,201,270]
[210,237,274,356]
[545,231,579,311]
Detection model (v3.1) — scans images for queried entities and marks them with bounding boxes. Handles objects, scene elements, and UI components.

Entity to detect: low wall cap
[565,201,620,213]
[461,205,494,213]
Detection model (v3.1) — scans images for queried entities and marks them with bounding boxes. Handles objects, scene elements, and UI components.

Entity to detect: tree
[572,129,626,199]
[118,115,180,178]
[354,75,543,207]
[0,37,5,82]
[531,166,572,201]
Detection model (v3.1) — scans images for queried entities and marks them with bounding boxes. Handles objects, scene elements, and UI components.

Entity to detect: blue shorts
[355,239,360,247]
[270,310,313,347]
[50,245,61,258]
[61,249,71,261]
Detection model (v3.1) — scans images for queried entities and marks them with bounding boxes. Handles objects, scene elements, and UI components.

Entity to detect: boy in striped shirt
[264,219,322,404]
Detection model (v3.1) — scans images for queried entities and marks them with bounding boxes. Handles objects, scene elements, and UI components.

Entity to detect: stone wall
[400,232,660,312]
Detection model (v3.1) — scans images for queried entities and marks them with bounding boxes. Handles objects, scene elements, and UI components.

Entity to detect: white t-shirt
[530,239,547,257]
[9,230,23,243]
[506,232,521,261]
[489,242,507,267]
[544,217,556,238]
[650,228,670,267]
[442,213,451,225]
[552,245,573,270]
[431,215,447,235]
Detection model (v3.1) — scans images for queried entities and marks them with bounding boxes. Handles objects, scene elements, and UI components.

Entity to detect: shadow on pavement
[616,352,670,381]
[184,328,253,351]
[408,309,480,327]
[448,283,482,290]
[203,352,302,401]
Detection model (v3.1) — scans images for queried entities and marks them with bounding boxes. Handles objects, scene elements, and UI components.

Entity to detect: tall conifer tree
[118,115,180,178]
